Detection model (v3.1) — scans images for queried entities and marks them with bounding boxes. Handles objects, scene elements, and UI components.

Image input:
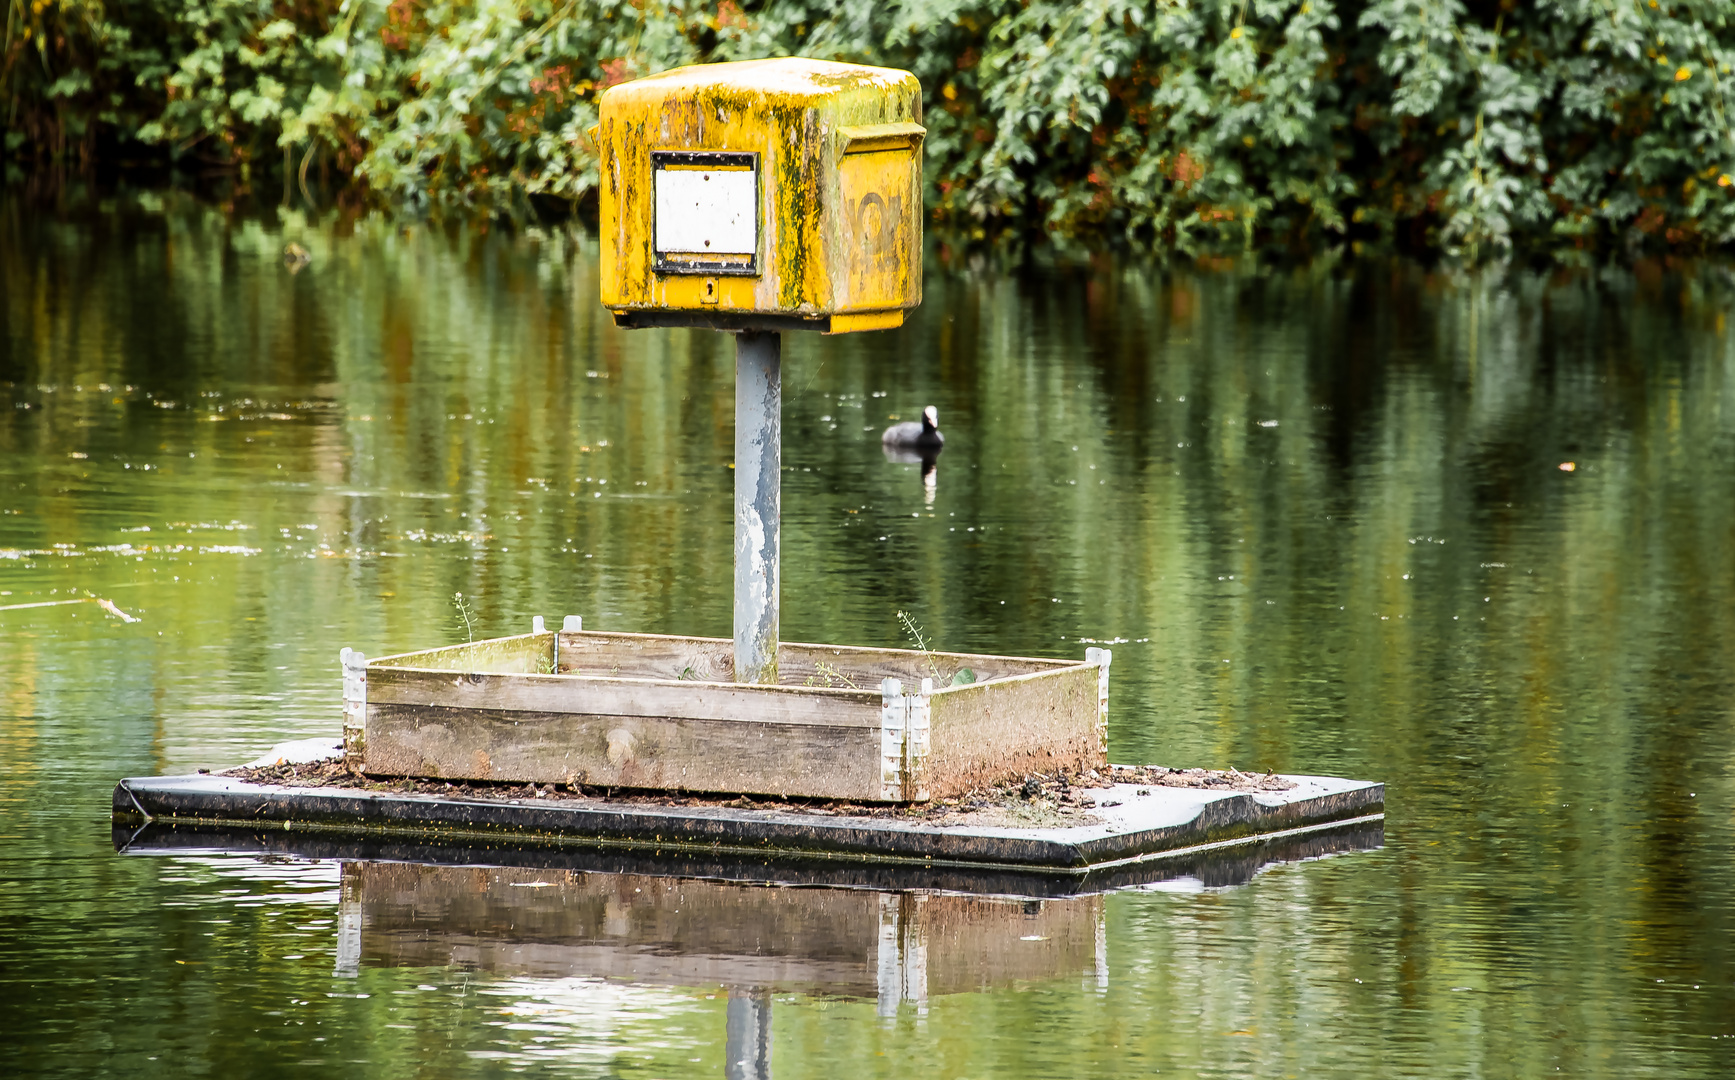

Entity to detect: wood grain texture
[555,631,735,681]
[367,667,882,728]
[361,702,884,800]
[550,629,1070,686]
[371,633,554,674]
[779,641,1069,687]
[360,630,1103,802]
[924,663,1106,799]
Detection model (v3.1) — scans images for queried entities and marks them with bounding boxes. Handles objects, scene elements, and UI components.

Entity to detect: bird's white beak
[924,406,939,427]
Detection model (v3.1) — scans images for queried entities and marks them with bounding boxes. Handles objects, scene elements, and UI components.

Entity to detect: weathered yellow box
[595,57,924,335]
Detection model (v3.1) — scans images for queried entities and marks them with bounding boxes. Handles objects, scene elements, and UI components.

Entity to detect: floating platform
[112,762,1383,890]
[342,625,1111,802]
[115,807,1383,901]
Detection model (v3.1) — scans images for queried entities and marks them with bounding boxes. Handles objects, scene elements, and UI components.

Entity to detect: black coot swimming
[881,406,944,452]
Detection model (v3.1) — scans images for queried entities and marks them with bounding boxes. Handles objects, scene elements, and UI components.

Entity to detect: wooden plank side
[924,664,1106,800]
[366,667,882,728]
[371,633,554,674]
[784,641,1074,672]
[556,630,735,681]
[361,703,885,800]
[552,629,1072,685]
[779,642,1071,687]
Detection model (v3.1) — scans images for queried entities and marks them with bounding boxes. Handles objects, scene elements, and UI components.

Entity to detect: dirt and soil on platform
[219,759,1296,829]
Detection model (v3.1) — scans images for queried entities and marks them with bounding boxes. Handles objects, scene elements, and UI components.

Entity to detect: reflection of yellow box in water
[596,57,924,335]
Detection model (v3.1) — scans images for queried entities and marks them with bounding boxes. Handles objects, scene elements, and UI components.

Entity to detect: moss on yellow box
[596,57,924,335]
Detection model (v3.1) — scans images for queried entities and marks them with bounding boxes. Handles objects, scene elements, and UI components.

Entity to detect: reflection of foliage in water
[5,2,1735,255]
[4,194,1735,1074]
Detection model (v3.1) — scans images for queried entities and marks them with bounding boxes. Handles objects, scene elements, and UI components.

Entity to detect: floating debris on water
[0,595,140,622]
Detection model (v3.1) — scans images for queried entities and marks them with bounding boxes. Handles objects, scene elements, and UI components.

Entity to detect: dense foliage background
[5,0,1735,256]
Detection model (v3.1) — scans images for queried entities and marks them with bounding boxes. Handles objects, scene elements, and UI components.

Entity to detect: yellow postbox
[595,57,924,334]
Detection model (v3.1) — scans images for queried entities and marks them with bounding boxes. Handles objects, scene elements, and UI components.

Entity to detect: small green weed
[805,661,860,690]
[453,591,477,643]
[896,610,944,682]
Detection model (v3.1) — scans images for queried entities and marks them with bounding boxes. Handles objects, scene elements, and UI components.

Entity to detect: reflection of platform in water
[116,815,1382,899]
[120,818,1381,1063]
[345,861,1101,1007]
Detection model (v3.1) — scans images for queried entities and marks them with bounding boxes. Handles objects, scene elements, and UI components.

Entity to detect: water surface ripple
[2,194,1732,1077]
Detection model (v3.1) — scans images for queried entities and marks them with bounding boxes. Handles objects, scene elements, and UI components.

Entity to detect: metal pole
[734,330,780,684]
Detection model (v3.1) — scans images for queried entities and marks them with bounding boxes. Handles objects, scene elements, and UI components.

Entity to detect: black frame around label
[651,150,760,276]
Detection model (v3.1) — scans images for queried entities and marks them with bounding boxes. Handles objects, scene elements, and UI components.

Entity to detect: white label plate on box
[654,155,757,265]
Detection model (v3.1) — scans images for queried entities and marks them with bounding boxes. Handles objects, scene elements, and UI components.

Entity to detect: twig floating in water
[0,596,140,622]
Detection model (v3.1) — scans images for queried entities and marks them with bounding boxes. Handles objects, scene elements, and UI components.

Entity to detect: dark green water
[3,190,1734,1077]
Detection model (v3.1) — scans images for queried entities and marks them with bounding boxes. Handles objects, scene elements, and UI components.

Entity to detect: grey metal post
[734,331,780,684]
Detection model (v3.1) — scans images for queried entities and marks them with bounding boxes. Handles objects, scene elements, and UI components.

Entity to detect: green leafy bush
[5,0,1735,256]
